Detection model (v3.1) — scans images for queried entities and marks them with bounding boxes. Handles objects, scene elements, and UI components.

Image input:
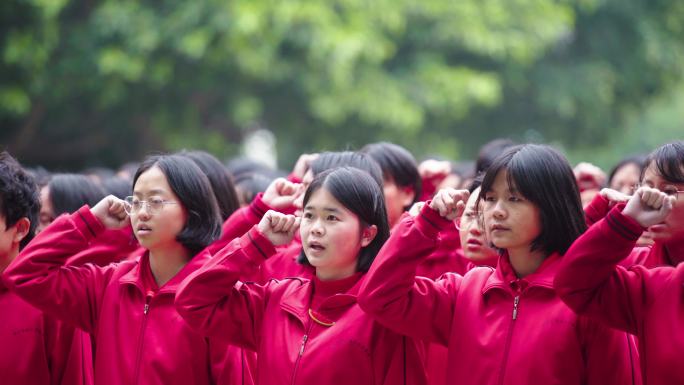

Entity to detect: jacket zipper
[290,321,313,385]
[133,293,153,384]
[497,294,520,385]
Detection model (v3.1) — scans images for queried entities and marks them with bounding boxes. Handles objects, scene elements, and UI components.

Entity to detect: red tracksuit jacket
[556,205,684,385]
[3,206,253,385]
[175,226,428,385]
[358,204,641,385]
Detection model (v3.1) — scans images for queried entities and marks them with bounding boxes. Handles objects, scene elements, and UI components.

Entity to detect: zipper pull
[512,296,520,320]
[298,335,308,356]
[143,292,153,315]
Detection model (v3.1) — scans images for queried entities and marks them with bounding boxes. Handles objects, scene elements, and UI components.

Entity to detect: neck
[0,246,19,275]
[148,245,190,287]
[507,246,546,278]
[315,263,357,282]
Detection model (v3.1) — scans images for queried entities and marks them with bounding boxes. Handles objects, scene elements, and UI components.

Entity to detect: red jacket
[65,226,141,266]
[556,205,684,385]
[3,206,253,385]
[0,278,92,385]
[358,204,641,385]
[584,195,683,267]
[175,226,428,385]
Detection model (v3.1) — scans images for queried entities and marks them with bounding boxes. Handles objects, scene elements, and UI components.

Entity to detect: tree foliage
[1,0,683,170]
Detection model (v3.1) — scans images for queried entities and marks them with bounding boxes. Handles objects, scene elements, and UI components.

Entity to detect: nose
[137,202,152,220]
[490,200,506,220]
[310,218,324,236]
[468,221,483,236]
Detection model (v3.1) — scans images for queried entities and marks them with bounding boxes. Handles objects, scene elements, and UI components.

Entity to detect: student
[37,173,106,234]
[0,151,91,385]
[358,144,639,385]
[555,187,679,385]
[175,167,428,385]
[584,141,684,267]
[412,180,498,279]
[362,142,421,228]
[3,154,252,385]
[608,155,647,195]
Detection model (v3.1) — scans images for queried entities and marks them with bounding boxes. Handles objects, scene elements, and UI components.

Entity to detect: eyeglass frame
[123,196,179,215]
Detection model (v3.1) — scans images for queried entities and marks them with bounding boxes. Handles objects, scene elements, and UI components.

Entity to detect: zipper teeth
[291,322,313,385]
[497,294,520,385]
[133,295,153,384]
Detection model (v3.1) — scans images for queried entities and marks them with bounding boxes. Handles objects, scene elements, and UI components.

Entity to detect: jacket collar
[279,274,365,326]
[482,251,561,296]
[119,249,211,296]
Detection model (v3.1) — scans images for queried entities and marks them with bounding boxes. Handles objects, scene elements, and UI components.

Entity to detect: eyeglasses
[634,185,684,200]
[124,196,179,215]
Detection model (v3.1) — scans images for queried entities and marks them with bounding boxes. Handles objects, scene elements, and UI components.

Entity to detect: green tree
[1,0,682,170]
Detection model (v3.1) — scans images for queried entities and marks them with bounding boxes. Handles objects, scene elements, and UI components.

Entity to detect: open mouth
[308,241,326,252]
[136,224,152,235]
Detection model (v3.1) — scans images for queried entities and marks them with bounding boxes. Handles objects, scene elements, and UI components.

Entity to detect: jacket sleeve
[175,226,278,351]
[358,204,462,345]
[555,205,672,335]
[210,193,273,254]
[584,194,610,227]
[579,316,643,385]
[208,340,255,385]
[3,206,118,334]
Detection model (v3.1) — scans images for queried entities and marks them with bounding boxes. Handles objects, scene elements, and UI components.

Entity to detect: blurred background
[1,0,683,172]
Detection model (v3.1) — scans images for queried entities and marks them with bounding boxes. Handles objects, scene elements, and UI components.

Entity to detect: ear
[399,186,416,208]
[360,225,378,247]
[11,217,31,244]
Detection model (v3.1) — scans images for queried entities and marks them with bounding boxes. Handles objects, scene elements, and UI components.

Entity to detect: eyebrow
[304,206,342,213]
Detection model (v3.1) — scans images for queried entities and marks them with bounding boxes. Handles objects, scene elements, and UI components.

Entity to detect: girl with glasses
[3,154,253,385]
[357,144,639,385]
[175,167,428,385]
[556,187,680,385]
[584,141,684,267]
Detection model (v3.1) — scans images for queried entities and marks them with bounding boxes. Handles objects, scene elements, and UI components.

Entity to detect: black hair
[180,150,240,221]
[234,172,276,206]
[361,142,422,209]
[48,174,107,216]
[641,141,684,183]
[478,144,586,256]
[82,167,115,184]
[133,154,221,256]
[310,151,383,188]
[297,167,390,272]
[475,138,517,175]
[467,174,484,193]
[0,152,40,249]
[607,154,647,187]
[101,176,132,199]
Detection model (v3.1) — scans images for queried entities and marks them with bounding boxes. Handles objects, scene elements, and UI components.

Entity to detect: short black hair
[0,152,40,249]
[180,150,240,221]
[642,141,684,183]
[362,142,422,208]
[478,144,586,256]
[134,154,221,256]
[48,174,107,216]
[297,167,390,272]
[475,138,517,175]
[310,151,383,188]
[101,176,132,199]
